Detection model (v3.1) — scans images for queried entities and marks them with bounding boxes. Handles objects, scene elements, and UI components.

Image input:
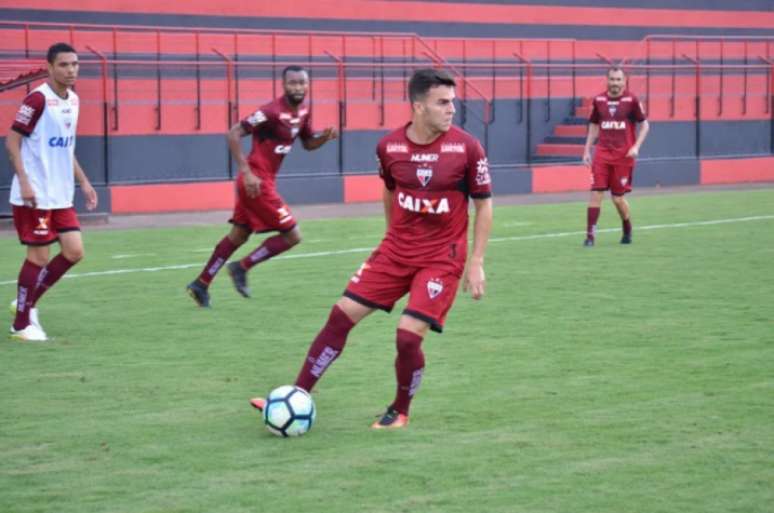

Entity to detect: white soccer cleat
[9,323,48,342]
[10,299,42,330]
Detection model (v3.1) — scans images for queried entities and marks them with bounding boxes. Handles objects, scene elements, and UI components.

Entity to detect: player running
[582,67,650,246]
[187,65,337,307]
[250,68,493,429]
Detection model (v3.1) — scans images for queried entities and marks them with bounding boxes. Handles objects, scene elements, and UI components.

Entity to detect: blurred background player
[5,42,98,341]
[582,67,650,246]
[250,68,493,429]
[187,66,337,307]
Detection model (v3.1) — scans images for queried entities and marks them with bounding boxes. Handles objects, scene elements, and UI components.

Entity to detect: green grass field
[1,188,773,513]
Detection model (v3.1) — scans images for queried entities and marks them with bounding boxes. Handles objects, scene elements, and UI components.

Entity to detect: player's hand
[626,146,640,159]
[20,180,37,209]
[582,150,592,168]
[463,260,486,300]
[242,168,261,198]
[322,127,338,141]
[82,182,98,211]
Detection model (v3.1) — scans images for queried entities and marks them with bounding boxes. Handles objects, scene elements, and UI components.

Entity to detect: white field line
[1,215,772,286]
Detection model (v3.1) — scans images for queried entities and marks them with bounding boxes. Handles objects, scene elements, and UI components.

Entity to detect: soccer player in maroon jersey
[6,43,98,341]
[582,67,650,246]
[250,68,494,429]
[187,66,337,307]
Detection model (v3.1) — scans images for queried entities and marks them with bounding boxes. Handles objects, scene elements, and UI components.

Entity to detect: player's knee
[63,248,84,263]
[284,228,302,246]
[228,228,250,246]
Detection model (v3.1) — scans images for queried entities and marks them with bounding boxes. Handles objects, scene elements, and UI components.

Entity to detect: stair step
[536,143,585,157]
[563,117,588,125]
[544,136,586,145]
[554,124,587,137]
[530,155,582,164]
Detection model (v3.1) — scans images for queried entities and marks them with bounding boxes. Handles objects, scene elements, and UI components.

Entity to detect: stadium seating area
[1,1,772,213]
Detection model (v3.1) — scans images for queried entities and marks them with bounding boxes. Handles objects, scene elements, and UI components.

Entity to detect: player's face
[283,71,309,106]
[607,70,626,98]
[48,52,79,89]
[415,85,456,133]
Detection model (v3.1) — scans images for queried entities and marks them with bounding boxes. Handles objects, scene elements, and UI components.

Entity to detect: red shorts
[344,250,462,333]
[12,205,80,246]
[591,160,634,196]
[230,175,297,233]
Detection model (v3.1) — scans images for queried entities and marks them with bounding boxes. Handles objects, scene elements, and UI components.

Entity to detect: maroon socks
[240,234,292,271]
[295,305,355,392]
[13,260,42,330]
[391,329,425,415]
[586,207,601,240]
[197,236,238,285]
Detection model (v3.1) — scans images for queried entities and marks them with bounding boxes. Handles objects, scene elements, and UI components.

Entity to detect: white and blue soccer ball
[263,385,316,437]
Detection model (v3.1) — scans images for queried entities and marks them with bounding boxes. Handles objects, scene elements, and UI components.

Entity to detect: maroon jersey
[589,90,646,164]
[376,123,492,272]
[240,96,313,182]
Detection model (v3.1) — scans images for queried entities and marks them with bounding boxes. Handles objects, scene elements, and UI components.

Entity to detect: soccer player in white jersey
[5,42,97,341]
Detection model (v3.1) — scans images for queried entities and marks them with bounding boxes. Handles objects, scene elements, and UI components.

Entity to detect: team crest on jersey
[416,166,433,187]
[621,177,628,186]
[607,101,618,117]
[427,278,443,299]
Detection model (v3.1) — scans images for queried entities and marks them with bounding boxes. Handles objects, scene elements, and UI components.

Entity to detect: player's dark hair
[47,43,77,64]
[282,65,307,81]
[408,68,456,103]
[607,66,626,77]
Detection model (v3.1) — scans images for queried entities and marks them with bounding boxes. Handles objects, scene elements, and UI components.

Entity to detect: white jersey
[9,82,80,209]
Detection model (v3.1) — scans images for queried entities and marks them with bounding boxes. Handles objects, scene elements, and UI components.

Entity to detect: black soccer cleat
[227,261,251,298]
[186,280,211,308]
[583,238,595,247]
[620,234,632,244]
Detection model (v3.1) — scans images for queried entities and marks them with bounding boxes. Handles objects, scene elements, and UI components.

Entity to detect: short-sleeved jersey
[588,90,646,163]
[9,82,79,209]
[376,123,492,272]
[240,96,313,182]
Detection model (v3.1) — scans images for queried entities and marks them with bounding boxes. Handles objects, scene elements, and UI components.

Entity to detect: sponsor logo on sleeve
[386,143,408,153]
[441,143,465,153]
[475,158,491,186]
[246,110,267,126]
[15,104,36,125]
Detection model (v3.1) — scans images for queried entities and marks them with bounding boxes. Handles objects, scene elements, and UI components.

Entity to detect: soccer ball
[263,385,316,437]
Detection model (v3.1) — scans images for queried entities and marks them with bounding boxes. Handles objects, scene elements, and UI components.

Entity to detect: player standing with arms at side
[6,43,98,341]
[187,66,337,307]
[582,67,649,246]
[250,68,493,429]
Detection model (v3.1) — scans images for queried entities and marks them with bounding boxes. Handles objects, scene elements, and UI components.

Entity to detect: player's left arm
[301,127,338,151]
[464,197,493,300]
[626,119,650,159]
[73,157,98,210]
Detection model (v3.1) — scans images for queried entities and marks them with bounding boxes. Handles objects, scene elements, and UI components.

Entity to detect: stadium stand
[1,1,772,213]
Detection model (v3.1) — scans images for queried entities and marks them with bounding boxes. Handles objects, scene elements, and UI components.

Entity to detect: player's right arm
[5,130,36,208]
[583,123,599,168]
[227,122,260,198]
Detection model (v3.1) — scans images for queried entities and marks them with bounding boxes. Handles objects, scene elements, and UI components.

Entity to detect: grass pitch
[1,188,772,513]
